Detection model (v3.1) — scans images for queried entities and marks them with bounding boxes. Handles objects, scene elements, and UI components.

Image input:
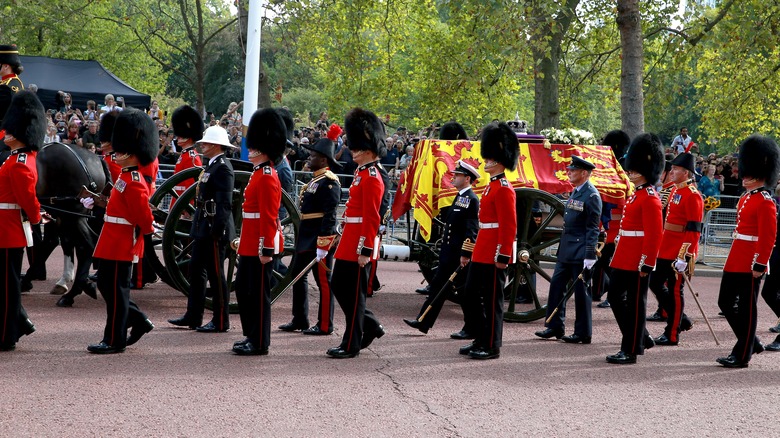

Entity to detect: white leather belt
[242,212,260,219]
[479,222,499,229]
[619,230,644,237]
[104,215,132,225]
[344,217,363,223]
[733,232,759,242]
[0,203,20,209]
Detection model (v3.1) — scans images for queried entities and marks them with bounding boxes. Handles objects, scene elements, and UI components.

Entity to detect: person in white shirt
[670,127,695,154]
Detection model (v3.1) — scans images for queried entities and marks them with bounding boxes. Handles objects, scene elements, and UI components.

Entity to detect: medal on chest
[454,196,471,208]
[567,198,584,212]
[306,181,319,193]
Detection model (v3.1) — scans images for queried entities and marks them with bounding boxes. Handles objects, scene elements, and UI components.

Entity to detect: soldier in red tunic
[87,109,158,354]
[716,135,779,368]
[648,152,703,346]
[326,108,387,359]
[0,91,45,351]
[170,105,204,204]
[232,108,287,356]
[606,133,664,364]
[98,111,122,183]
[459,122,518,360]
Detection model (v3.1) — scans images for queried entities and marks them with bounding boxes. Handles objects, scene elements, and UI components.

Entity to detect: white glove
[315,248,328,262]
[583,259,596,270]
[80,197,95,209]
[379,225,387,234]
[674,258,687,273]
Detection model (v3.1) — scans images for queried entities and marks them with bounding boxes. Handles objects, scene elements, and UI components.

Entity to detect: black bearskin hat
[275,107,295,140]
[601,129,630,160]
[439,121,469,141]
[344,107,386,157]
[624,133,664,184]
[111,108,158,166]
[171,105,204,141]
[1,90,46,151]
[246,108,287,163]
[738,134,780,188]
[480,122,519,171]
[98,111,119,143]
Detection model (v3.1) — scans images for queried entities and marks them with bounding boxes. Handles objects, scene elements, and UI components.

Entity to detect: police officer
[0,91,45,351]
[535,155,602,344]
[170,105,204,203]
[648,152,703,346]
[404,160,479,335]
[168,125,236,332]
[278,124,342,335]
[716,135,779,368]
[326,108,387,359]
[606,133,665,364]
[459,122,518,360]
[232,108,288,356]
[88,109,158,354]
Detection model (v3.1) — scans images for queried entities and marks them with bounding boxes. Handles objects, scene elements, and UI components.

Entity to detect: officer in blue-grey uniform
[403,160,480,335]
[536,155,602,343]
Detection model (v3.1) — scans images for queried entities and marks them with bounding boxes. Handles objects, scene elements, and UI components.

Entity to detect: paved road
[2,259,779,437]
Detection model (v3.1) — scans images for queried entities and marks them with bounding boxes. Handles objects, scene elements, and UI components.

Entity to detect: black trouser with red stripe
[719,271,761,363]
[608,268,650,355]
[590,242,615,299]
[367,260,381,297]
[235,256,272,350]
[462,262,506,350]
[186,236,229,329]
[96,259,148,349]
[290,250,334,332]
[331,259,382,353]
[649,258,685,342]
[1,247,33,347]
[131,235,158,289]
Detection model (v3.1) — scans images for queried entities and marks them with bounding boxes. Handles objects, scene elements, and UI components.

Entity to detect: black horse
[26,142,109,305]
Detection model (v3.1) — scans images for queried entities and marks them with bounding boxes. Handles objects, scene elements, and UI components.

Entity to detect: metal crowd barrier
[700,207,737,268]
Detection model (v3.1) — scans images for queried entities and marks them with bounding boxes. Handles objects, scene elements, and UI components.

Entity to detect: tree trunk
[533,46,561,132]
[617,0,644,139]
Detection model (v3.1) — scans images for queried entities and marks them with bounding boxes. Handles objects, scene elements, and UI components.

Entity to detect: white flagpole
[241,0,263,160]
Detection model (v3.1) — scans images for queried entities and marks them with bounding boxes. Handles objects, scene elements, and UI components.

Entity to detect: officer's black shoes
[326,347,359,359]
[754,339,764,355]
[361,325,385,349]
[22,319,36,336]
[765,335,780,351]
[606,351,637,364]
[403,318,429,334]
[20,279,33,293]
[87,342,125,354]
[646,311,667,322]
[596,299,611,308]
[233,338,251,347]
[680,316,694,332]
[167,316,201,329]
[515,295,533,304]
[302,326,333,336]
[278,321,309,332]
[127,319,154,346]
[0,343,16,351]
[84,281,98,300]
[654,334,678,346]
[459,342,478,355]
[716,355,748,368]
[643,334,655,351]
[534,328,564,340]
[56,295,74,308]
[450,329,475,340]
[50,284,67,295]
[196,321,229,333]
[232,341,268,356]
[469,346,500,360]
[770,322,780,333]
[562,334,591,344]
[415,285,430,295]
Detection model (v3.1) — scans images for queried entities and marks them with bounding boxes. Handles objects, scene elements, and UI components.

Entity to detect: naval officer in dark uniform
[536,155,602,344]
[403,160,480,334]
[168,125,236,332]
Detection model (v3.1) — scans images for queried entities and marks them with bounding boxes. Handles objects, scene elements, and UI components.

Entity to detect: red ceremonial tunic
[139,158,159,193]
[0,148,41,248]
[335,161,384,262]
[658,180,704,260]
[238,162,283,257]
[471,174,516,265]
[724,188,777,273]
[93,167,154,262]
[605,204,623,244]
[611,184,663,272]
[173,147,202,197]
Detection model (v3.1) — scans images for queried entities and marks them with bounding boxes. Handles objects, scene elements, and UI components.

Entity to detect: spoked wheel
[504,188,565,322]
[159,169,300,312]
